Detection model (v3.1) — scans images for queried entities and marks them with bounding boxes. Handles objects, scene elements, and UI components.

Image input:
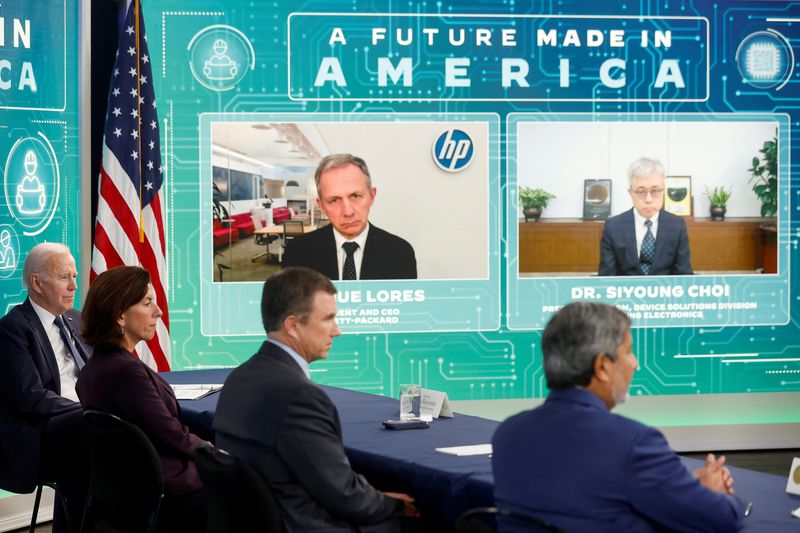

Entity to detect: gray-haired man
[598,157,693,276]
[283,153,417,280]
[0,243,90,532]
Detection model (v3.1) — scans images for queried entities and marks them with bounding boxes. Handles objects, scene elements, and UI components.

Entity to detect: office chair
[455,506,567,533]
[281,220,305,254]
[80,410,164,533]
[29,481,73,533]
[194,444,284,533]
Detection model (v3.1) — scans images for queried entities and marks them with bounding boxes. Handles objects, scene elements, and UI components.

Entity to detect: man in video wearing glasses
[598,157,693,276]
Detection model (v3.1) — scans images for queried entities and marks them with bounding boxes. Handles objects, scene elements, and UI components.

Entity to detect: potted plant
[749,136,777,217]
[704,186,731,221]
[749,135,778,273]
[519,187,556,222]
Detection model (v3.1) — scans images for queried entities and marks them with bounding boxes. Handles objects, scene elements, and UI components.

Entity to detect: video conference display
[124,0,800,407]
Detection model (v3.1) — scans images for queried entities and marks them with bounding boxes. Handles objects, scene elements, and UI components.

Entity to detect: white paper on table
[435,444,493,456]
[170,384,223,400]
[420,388,454,419]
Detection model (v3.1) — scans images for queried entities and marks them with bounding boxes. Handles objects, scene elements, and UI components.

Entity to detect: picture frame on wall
[583,179,612,220]
[665,175,692,216]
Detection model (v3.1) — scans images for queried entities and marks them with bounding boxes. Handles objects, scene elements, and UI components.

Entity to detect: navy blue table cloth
[163,368,799,531]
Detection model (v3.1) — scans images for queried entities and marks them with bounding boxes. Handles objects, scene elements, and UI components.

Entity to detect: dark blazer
[214,341,403,532]
[492,388,745,533]
[283,223,417,280]
[598,208,693,276]
[76,348,203,497]
[0,299,87,493]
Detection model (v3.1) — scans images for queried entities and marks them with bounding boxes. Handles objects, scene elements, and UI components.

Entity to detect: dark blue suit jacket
[0,299,88,493]
[598,209,693,276]
[214,341,403,532]
[283,223,417,280]
[492,388,744,533]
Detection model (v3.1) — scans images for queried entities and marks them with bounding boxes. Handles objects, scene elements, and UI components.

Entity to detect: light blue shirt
[266,338,310,379]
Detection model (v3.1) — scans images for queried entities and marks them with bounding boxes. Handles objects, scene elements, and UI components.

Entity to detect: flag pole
[135,0,144,243]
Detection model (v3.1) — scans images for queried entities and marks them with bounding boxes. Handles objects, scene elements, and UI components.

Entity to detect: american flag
[92,0,170,371]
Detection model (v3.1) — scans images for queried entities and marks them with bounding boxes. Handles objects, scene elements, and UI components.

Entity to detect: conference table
[164,369,800,531]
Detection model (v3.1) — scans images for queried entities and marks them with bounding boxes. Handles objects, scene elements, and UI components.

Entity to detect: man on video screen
[598,157,693,276]
[283,153,417,280]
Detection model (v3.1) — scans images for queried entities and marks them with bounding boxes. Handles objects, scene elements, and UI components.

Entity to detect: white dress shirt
[332,224,370,280]
[633,209,660,257]
[29,299,79,402]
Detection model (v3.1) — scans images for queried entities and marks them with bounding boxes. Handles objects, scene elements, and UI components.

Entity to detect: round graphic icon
[188,25,254,91]
[432,129,474,172]
[0,225,20,279]
[735,30,794,90]
[3,135,60,236]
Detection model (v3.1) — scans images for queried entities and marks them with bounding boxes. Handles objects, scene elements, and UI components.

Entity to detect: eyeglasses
[630,188,664,200]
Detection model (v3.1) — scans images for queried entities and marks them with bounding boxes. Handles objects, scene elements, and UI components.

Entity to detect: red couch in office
[230,212,255,237]
[272,207,292,224]
[213,218,239,249]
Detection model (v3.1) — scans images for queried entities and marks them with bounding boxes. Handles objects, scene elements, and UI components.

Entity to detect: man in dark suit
[283,154,417,280]
[492,302,745,533]
[0,243,90,532]
[214,267,416,532]
[598,157,693,276]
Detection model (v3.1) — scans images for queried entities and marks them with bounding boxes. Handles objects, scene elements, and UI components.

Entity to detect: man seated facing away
[598,157,693,276]
[0,243,90,533]
[492,302,745,533]
[214,267,416,532]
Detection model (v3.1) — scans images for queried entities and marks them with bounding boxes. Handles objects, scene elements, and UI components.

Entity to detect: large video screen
[146,0,800,422]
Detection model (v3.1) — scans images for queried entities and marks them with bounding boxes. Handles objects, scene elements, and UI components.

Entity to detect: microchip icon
[746,42,781,80]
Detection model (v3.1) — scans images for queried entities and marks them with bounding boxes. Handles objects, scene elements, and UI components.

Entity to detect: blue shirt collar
[266,338,310,379]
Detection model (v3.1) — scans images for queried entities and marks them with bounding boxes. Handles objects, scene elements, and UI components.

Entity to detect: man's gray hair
[23,242,72,290]
[314,153,372,194]
[542,301,631,390]
[627,157,665,187]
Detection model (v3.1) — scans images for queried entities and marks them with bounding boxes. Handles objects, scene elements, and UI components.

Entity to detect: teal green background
[0,0,82,311]
[146,0,800,416]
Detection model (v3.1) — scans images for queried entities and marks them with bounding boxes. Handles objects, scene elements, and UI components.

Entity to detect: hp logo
[432,129,474,172]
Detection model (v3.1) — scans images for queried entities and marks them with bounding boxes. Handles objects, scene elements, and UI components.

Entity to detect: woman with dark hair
[76,266,206,532]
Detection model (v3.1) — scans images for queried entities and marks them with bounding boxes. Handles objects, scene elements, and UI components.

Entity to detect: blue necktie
[640,220,655,275]
[342,242,359,280]
[55,316,85,370]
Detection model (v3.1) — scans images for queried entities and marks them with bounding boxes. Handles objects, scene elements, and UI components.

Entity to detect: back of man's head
[23,242,72,290]
[261,267,337,333]
[543,302,631,389]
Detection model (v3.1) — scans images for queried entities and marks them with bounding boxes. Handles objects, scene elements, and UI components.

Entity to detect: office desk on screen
[163,369,800,531]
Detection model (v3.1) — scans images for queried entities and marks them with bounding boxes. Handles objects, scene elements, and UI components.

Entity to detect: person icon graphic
[203,38,238,81]
[0,229,16,271]
[16,151,47,215]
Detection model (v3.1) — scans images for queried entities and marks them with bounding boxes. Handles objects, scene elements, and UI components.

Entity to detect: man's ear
[29,274,43,296]
[283,314,299,339]
[593,354,612,384]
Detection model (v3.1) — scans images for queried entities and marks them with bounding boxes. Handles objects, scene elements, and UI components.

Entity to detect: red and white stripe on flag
[91,0,170,371]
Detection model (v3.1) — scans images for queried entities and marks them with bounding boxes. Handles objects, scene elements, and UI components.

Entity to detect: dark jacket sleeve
[0,321,79,422]
[598,223,617,276]
[628,426,744,533]
[275,385,402,524]
[671,219,693,275]
[114,357,203,458]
